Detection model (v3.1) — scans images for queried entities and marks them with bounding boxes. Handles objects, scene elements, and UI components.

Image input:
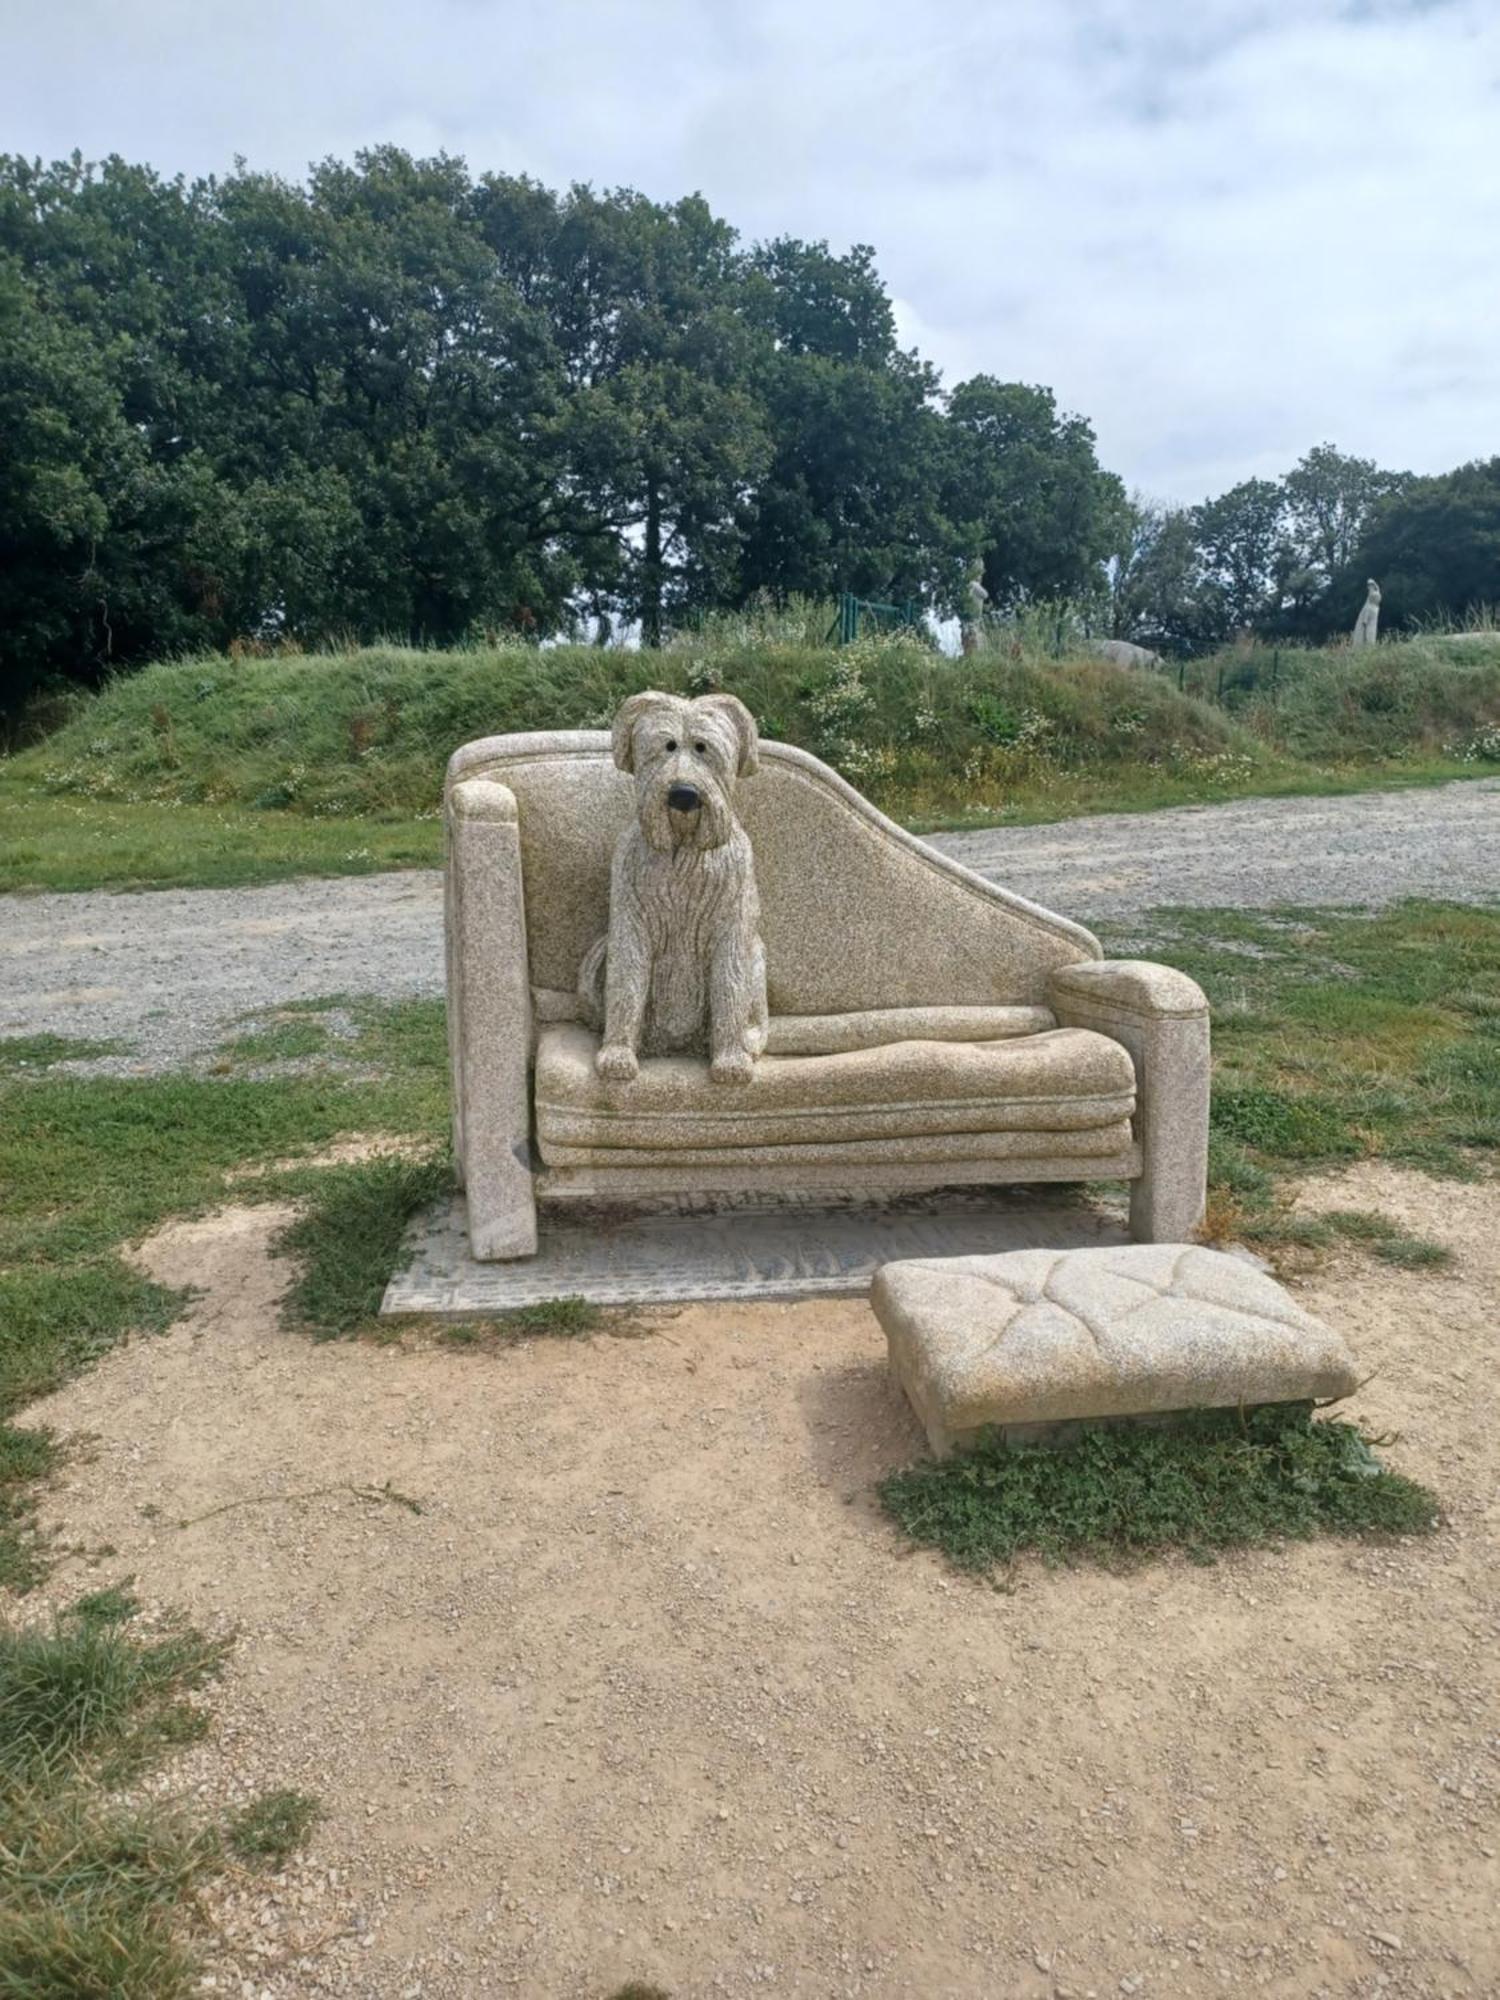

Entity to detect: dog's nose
[667,785,701,813]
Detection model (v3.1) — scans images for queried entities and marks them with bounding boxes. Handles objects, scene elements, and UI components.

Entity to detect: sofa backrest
[445,731,1100,1010]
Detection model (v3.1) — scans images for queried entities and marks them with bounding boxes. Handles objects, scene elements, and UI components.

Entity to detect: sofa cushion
[530,993,1058,1053]
[534,1023,1136,1162]
[875,1244,1361,1455]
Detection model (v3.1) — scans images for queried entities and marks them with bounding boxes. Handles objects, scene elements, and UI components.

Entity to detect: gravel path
[3,777,1496,1070]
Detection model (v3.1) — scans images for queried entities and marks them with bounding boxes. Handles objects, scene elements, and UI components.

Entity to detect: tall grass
[12,617,1498,836]
[1175,633,1500,763]
[15,632,1263,824]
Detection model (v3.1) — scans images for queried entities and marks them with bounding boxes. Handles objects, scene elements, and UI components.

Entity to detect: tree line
[2,146,1495,711]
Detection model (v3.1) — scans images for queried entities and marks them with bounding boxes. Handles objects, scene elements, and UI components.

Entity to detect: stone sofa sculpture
[444,729,1210,1260]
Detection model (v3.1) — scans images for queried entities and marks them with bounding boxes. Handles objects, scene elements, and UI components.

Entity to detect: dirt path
[25,1164,1500,1999]
[3,778,1497,1070]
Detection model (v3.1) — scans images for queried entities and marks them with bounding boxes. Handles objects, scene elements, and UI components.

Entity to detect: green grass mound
[879,1402,1439,1572]
[16,635,1262,824]
[1179,632,1500,763]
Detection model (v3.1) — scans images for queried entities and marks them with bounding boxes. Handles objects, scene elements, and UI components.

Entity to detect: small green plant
[0,1426,62,1594]
[226,1788,321,1865]
[879,1402,1440,1573]
[66,1581,142,1628]
[491,1297,601,1338]
[439,1298,656,1349]
[1372,1234,1454,1270]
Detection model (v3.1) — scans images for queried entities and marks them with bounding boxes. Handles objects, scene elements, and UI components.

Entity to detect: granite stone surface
[383,1188,1132,1313]
[874,1242,1360,1456]
[441,728,1211,1257]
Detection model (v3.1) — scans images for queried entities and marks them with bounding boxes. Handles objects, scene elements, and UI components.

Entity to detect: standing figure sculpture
[579,691,768,1086]
[960,557,989,656]
[1352,579,1381,647]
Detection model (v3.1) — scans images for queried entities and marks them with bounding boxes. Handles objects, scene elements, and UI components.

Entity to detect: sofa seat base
[536,1148,1141,1200]
[535,1022,1137,1170]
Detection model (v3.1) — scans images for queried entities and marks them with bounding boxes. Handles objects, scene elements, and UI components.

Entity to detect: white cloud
[3,0,1497,500]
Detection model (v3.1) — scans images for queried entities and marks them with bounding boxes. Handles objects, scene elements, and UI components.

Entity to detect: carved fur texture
[578,691,768,1085]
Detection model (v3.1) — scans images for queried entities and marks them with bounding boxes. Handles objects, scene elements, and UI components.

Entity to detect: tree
[1190,477,1289,639]
[1102,496,1223,655]
[1348,457,1500,629]
[945,379,1124,613]
[1283,442,1410,592]
[710,237,954,611]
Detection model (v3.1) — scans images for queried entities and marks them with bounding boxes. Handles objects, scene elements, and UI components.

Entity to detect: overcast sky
[4,0,1498,502]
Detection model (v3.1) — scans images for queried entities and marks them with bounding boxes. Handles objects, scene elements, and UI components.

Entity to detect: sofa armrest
[1048,959,1210,1242]
[1049,958,1208,1021]
[446,778,537,1258]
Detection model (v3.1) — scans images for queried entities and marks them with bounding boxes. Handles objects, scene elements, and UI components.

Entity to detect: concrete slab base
[381,1187,1131,1316]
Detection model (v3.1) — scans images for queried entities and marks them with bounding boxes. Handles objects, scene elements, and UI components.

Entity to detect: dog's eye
[693,740,707,755]
[664,738,678,752]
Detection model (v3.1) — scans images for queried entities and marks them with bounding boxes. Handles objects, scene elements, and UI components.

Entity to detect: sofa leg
[1129,1164,1203,1245]
[466,1177,538,1261]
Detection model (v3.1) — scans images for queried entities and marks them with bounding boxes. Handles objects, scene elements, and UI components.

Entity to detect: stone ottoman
[872,1243,1360,1457]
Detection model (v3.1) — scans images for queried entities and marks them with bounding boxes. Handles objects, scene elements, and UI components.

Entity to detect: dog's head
[610,690,759,852]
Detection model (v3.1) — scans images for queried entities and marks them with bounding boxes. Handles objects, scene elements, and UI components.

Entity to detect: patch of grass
[1308,1209,1455,1269]
[0,997,449,1416]
[879,1402,1441,1574]
[216,1016,338,1065]
[1373,1235,1455,1270]
[66,1581,142,1629]
[0,768,441,894]
[225,1787,321,1865]
[0,1609,227,1788]
[0,1034,125,1073]
[0,1427,63,1594]
[434,1296,657,1350]
[0,1263,182,1422]
[0,1803,208,2000]
[0,1602,271,2000]
[275,1153,453,1339]
[1102,901,1500,1250]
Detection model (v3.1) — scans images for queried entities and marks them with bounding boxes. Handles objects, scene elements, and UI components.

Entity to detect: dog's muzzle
[667,785,701,813]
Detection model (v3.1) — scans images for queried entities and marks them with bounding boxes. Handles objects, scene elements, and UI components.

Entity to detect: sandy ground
[23,1163,1500,2000]
[4,777,1496,1069]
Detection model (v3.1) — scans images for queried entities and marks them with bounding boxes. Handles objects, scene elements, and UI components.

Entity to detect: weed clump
[0,1603,230,1999]
[226,1787,321,1865]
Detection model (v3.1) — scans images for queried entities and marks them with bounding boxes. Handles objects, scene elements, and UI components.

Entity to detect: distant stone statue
[1091,638,1161,670]
[1352,579,1381,647]
[960,558,989,656]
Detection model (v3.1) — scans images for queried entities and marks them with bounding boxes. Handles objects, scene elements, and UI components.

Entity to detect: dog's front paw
[710,1048,754,1087]
[595,1043,639,1083]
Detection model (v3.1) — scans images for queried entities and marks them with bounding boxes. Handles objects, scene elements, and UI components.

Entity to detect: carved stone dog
[578,690,768,1086]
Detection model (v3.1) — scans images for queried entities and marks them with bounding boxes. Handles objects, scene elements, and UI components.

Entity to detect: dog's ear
[610,691,666,774]
[697,693,760,777]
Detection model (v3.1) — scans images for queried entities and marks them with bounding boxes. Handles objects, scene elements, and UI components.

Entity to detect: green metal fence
[827,592,926,644]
